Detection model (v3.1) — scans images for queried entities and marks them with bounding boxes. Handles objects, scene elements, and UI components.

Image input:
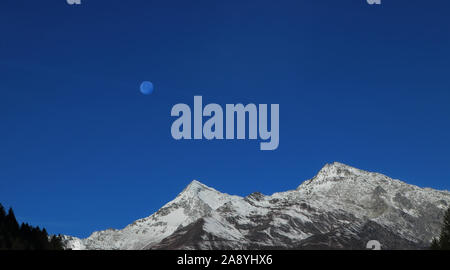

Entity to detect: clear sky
[1,0,449,238]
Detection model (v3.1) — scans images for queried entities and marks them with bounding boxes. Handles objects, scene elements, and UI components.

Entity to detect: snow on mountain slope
[62,163,450,250]
[62,180,240,250]
[294,162,450,243]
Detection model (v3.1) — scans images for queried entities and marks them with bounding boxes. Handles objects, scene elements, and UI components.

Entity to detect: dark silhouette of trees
[0,203,63,250]
[431,206,450,250]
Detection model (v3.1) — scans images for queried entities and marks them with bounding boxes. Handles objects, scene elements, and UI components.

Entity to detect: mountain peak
[188,179,208,188]
[324,161,356,169]
[298,162,370,188]
[175,180,238,210]
[318,162,366,177]
[181,180,211,194]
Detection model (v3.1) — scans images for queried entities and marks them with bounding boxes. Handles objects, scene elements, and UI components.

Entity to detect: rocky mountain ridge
[62,162,450,250]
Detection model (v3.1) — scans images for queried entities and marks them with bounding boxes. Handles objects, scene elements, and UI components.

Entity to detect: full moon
[140,81,154,95]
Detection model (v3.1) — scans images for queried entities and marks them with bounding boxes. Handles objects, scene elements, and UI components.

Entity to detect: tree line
[0,203,63,250]
[431,206,450,250]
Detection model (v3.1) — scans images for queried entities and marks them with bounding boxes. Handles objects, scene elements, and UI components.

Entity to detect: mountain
[62,162,450,250]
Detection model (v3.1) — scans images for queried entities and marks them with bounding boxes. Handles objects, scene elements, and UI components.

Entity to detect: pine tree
[430,237,440,250]
[0,204,5,220]
[0,203,64,250]
[438,207,450,250]
[6,208,19,233]
[0,204,5,249]
[50,235,64,250]
[431,207,450,250]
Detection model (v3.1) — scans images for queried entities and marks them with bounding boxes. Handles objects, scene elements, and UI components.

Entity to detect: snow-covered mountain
[62,162,450,250]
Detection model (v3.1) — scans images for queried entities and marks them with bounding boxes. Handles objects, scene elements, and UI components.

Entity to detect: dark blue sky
[1,0,449,237]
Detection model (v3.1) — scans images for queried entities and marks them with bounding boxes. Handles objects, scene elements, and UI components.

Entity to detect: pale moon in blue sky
[140,81,154,95]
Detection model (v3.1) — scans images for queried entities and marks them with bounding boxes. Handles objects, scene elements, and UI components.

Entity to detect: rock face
[62,162,450,250]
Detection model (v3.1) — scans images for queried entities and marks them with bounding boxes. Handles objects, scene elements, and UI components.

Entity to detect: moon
[140,81,154,95]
